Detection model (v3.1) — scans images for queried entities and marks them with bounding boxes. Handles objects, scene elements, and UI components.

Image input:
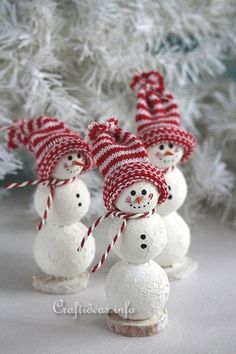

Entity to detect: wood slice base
[164,257,198,281]
[32,270,90,294]
[107,309,168,337]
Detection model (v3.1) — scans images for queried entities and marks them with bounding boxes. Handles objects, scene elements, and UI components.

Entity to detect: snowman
[79,118,170,337]
[6,116,95,293]
[130,71,197,280]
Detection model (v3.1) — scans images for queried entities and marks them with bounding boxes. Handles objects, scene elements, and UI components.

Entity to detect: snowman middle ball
[155,167,187,216]
[110,181,167,263]
[34,178,90,226]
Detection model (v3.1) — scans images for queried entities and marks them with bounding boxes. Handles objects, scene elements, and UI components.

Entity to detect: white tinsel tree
[0,0,236,225]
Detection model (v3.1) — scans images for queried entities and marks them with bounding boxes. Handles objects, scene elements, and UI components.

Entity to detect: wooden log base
[32,270,90,294]
[107,309,168,337]
[164,257,198,281]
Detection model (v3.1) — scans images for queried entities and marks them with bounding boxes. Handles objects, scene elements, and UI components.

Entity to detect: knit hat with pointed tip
[130,71,196,163]
[87,117,168,211]
[7,116,93,180]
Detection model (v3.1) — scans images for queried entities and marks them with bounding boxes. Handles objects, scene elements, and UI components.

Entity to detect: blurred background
[0,0,236,227]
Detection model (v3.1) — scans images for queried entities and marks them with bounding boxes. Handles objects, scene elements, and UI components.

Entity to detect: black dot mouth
[128,203,148,209]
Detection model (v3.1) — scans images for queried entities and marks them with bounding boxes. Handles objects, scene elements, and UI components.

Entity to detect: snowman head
[147,142,184,169]
[115,181,159,213]
[52,152,85,179]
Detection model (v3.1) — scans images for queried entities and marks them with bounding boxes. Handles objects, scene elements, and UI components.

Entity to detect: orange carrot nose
[135,196,143,204]
[164,151,175,156]
[72,160,84,167]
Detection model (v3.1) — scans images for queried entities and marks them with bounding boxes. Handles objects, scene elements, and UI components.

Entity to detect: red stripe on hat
[101,150,148,177]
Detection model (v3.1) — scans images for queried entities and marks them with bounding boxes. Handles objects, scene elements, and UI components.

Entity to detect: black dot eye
[141,189,147,195]
[168,143,174,149]
[76,193,80,198]
[141,244,147,249]
[78,203,82,207]
[140,234,146,240]
[77,153,81,158]
[159,145,164,150]
[168,185,171,191]
[168,195,172,200]
[67,155,73,161]
[130,190,136,196]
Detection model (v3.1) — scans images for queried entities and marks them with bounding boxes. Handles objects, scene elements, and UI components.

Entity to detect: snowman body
[33,152,95,280]
[154,167,190,268]
[157,167,187,216]
[105,181,170,320]
[147,144,193,269]
[156,212,190,267]
[155,167,190,267]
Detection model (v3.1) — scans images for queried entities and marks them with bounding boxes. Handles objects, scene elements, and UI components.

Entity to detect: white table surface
[0,189,236,354]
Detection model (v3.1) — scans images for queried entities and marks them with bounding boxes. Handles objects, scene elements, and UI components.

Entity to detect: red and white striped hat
[130,71,196,163]
[87,117,168,211]
[7,116,93,180]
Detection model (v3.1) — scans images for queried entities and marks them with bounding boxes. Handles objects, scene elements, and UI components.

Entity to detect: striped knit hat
[130,71,196,163]
[87,117,168,211]
[7,116,93,180]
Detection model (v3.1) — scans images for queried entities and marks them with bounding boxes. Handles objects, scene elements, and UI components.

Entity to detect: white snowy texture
[147,144,184,169]
[157,167,187,216]
[34,178,90,226]
[0,0,236,225]
[105,260,170,320]
[155,211,190,267]
[108,213,167,263]
[33,221,95,278]
[115,181,159,214]
[52,152,85,179]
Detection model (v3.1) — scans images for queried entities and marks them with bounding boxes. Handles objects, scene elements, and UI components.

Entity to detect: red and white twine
[161,166,174,175]
[6,176,77,230]
[78,208,156,273]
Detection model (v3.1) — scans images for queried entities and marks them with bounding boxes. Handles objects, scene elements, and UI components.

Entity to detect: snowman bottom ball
[106,260,169,321]
[155,211,190,267]
[33,221,95,278]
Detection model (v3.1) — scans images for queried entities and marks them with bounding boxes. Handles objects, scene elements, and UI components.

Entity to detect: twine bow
[78,208,156,273]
